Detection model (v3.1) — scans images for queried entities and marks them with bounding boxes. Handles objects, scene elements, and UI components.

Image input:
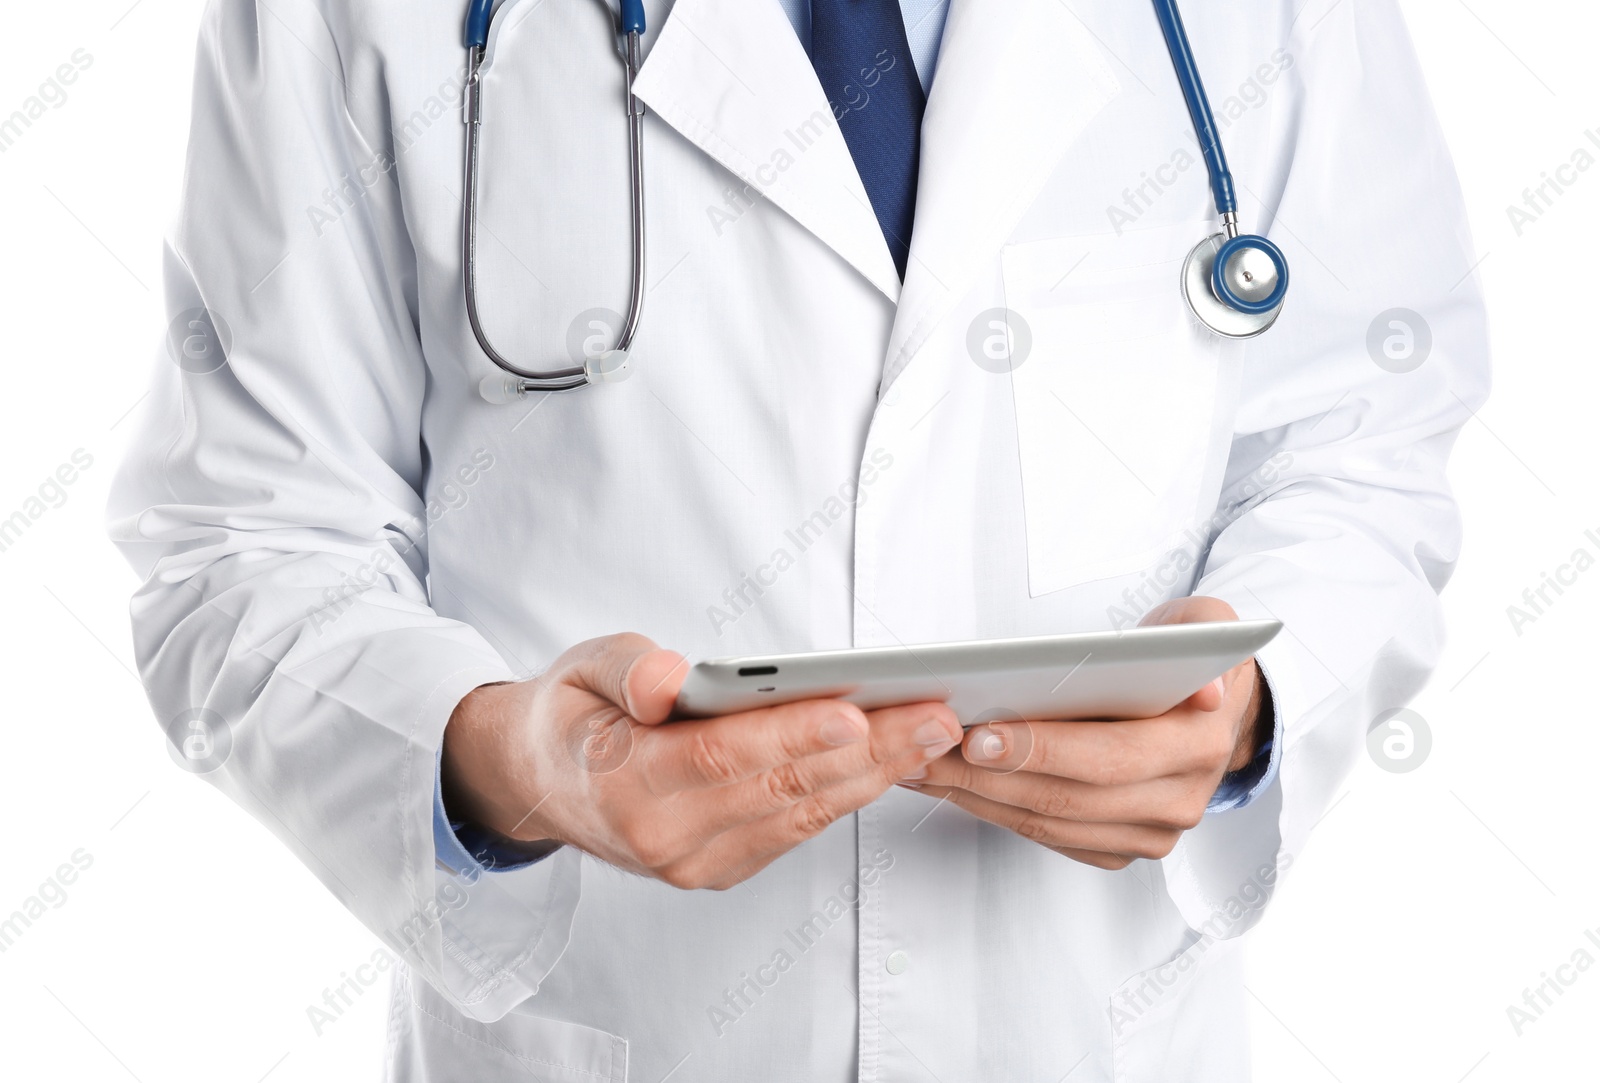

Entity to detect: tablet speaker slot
[738,665,778,677]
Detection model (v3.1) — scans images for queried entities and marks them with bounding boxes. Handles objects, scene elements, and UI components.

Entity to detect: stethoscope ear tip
[584,349,633,384]
[479,374,526,404]
[478,352,632,403]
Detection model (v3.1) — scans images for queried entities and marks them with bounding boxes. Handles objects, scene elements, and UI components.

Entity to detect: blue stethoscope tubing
[462,0,1288,401]
[1150,0,1289,333]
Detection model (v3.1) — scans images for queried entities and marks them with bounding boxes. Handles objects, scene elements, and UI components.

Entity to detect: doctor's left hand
[908,596,1271,870]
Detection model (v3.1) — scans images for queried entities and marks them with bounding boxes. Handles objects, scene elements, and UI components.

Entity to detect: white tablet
[675,620,1281,726]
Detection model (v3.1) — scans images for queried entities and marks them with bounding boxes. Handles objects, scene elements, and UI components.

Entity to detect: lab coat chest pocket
[1000,222,1223,598]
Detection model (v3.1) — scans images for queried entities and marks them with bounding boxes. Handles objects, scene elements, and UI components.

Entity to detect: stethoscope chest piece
[1181,233,1286,339]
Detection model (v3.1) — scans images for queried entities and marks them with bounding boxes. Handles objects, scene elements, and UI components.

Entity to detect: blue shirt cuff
[432,748,560,874]
[1205,660,1283,814]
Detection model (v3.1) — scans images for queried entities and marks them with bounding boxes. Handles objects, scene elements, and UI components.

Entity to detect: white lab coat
[110,0,1488,1078]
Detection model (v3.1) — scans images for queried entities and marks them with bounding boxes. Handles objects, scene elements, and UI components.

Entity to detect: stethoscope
[1150,0,1290,340]
[466,0,649,403]
[465,0,1288,403]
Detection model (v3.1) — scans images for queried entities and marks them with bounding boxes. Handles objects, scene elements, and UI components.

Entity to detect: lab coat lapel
[632,0,902,301]
[884,0,1123,391]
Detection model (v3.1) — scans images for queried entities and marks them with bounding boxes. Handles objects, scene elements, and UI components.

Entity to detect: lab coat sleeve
[433,752,563,873]
[1204,707,1280,813]
[107,0,579,1021]
[1161,0,1491,935]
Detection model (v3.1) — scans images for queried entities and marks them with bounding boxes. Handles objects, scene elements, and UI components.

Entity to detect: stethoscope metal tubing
[462,26,649,393]
[462,0,1291,388]
[618,32,646,355]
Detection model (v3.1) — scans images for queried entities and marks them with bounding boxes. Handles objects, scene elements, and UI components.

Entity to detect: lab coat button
[885,950,909,975]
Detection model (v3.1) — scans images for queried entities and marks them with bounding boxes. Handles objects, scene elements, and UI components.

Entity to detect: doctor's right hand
[441,634,962,890]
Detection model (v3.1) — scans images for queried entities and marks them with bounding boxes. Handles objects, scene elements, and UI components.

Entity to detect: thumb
[1185,676,1226,712]
[564,634,688,725]
[623,648,690,725]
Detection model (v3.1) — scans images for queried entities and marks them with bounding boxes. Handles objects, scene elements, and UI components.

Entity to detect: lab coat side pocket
[390,963,630,1083]
[1109,932,1248,1083]
[1000,223,1224,598]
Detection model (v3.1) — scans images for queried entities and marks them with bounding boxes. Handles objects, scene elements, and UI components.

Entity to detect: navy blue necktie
[809,0,925,279]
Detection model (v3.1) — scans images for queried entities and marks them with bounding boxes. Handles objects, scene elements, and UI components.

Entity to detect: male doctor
[111,0,1487,1079]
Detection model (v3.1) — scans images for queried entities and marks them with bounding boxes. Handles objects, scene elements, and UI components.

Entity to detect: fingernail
[1211,677,1226,697]
[821,713,866,746]
[901,766,929,782]
[968,729,1007,763]
[914,718,956,747]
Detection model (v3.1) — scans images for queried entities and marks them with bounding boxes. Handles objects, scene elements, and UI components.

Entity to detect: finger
[1184,676,1226,712]
[1050,847,1136,871]
[660,702,961,836]
[636,698,875,793]
[654,771,896,889]
[958,714,1234,785]
[916,756,1213,830]
[1137,595,1239,627]
[866,700,965,779]
[655,714,958,888]
[913,785,1183,861]
[562,633,685,723]
[1138,598,1241,712]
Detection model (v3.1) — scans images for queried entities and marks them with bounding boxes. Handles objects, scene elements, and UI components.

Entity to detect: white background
[0,1,1594,1080]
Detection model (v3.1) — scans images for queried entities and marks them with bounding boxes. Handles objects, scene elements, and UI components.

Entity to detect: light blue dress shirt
[434,0,1278,874]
